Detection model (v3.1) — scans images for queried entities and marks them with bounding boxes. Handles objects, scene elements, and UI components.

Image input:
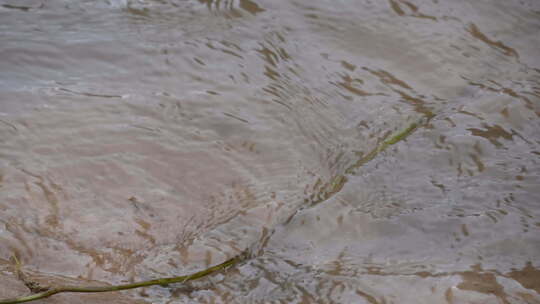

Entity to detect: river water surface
[1,0,539,303]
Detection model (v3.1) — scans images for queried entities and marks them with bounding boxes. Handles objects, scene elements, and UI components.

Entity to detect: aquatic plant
[0,121,421,304]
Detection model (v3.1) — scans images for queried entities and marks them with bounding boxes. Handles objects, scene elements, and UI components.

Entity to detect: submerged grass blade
[345,121,419,175]
[0,121,423,304]
[0,256,241,304]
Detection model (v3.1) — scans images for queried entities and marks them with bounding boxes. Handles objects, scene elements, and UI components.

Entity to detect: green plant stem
[345,121,418,175]
[0,256,241,304]
[0,121,424,304]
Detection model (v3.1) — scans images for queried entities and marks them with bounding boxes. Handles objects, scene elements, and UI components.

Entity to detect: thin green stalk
[1,120,425,304]
[345,121,419,175]
[0,256,241,304]
[299,120,423,208]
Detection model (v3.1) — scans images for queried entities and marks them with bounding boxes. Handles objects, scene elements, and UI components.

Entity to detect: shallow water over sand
[1,0,539,303]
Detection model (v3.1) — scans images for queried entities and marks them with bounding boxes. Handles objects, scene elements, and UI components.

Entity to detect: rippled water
[1,0,539,303]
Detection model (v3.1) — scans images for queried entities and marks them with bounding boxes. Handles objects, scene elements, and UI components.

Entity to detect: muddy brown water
[1,0,539,303]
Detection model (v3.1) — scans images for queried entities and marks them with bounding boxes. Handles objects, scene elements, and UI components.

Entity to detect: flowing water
[1,0,539,303]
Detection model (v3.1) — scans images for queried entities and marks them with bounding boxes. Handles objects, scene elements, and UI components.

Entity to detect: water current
[1,0,539,303]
